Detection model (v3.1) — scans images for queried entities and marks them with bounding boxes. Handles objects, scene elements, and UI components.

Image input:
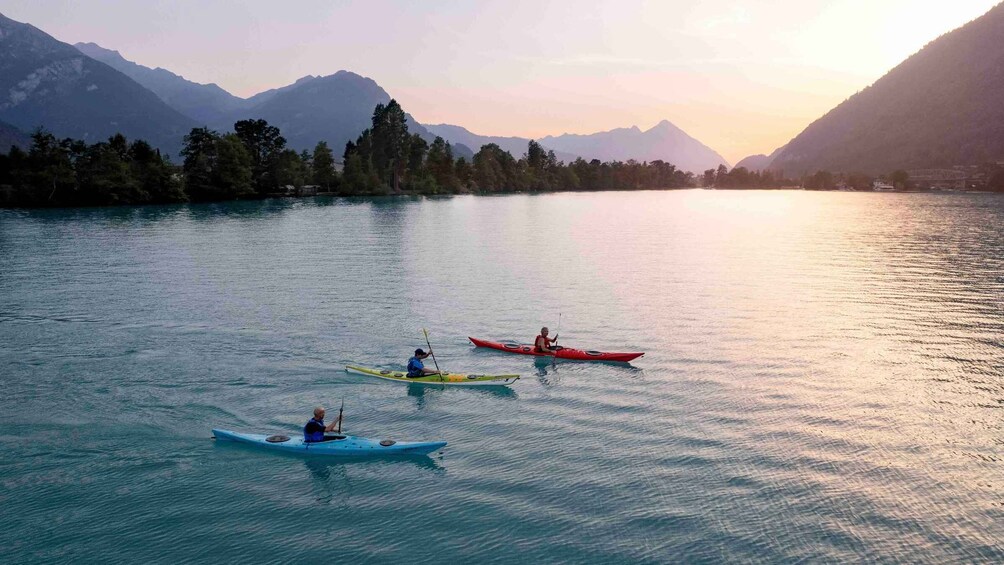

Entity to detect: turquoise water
[1,191,1001,563]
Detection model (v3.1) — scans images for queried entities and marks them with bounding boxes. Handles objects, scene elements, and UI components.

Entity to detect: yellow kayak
[346,365,519,387]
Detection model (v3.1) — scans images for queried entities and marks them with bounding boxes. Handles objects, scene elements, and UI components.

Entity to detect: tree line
[704,163,1004,191]
[0,98,700,207]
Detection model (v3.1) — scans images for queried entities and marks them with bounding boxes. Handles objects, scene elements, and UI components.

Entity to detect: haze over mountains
[0,12,728,172]
[765,1,1004,175]
[540,121,729,173]
[5,4,1003,177]
[77,37,723,171]
[75,42,453,158]
[426,121,730,173]
[423,124,580,164]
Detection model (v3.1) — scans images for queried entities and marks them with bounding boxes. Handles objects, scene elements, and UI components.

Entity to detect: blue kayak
[212,429,447,456]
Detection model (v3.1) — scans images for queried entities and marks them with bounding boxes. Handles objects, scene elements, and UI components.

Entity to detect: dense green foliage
[232,119,288,195]
[341,99,696,195]
[0,131,185,206]
[1,100,701,207]
[702,165,793,189]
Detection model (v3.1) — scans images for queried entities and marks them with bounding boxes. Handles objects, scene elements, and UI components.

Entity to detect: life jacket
[407,356,424,377]
[304,417,326,442]
[534,334,550,352]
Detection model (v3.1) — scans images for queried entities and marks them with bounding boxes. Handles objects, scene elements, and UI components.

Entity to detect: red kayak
[469,337,644,363]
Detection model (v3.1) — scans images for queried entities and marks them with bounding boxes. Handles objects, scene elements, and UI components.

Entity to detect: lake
[1,190,1001,563]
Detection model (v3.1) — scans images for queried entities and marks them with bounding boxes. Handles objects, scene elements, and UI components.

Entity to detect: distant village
[703,160,1004,192]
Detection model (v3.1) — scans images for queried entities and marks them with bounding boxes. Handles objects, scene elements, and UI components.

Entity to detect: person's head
[541,327,549,336]
[415,348,428,358]
[313,406,325,420]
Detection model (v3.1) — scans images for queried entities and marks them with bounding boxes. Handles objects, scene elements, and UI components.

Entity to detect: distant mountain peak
[72,40,246,124]
[648,119,683,134]
[538,118,728,172]
[75,41,122,58]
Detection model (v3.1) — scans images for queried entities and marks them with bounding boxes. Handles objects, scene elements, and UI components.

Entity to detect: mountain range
[11,5,1000,178]
[540,121,729,173]
[765,2,1004,175]
[74,43,460,157]
[0,13,194,155]
[74,41,246,123]
[0,12,727,172]
[77,38,720,170]
[422,124,580,163]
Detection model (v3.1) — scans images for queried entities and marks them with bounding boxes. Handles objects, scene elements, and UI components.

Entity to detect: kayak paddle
[552,312,562,366]
[554,312,562,348]
[336,398,344,433]
[422,328,444,382]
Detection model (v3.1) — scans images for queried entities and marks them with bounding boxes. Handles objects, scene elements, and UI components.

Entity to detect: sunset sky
[3,0,999,163]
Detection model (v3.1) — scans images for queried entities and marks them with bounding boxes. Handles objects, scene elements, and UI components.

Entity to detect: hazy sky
[2,0,999,163]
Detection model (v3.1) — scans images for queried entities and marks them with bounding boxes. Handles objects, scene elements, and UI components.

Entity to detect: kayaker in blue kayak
[303,406,341,442]
[534,327,559,353]
[407,349,440,377]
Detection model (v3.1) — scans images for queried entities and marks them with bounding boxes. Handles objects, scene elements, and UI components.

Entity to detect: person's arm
[324,420,339,432]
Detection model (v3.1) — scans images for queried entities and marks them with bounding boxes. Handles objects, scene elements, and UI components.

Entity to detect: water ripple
[1,192,1002,563]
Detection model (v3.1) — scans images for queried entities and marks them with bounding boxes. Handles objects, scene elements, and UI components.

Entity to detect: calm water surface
[1,190,1002,563]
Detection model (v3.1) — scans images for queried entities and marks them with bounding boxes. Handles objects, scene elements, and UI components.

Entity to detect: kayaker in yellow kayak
[534,327,559,354]
[407,348,441,377]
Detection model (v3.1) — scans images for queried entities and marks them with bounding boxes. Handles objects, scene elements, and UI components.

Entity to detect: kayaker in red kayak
[534,327,559,354]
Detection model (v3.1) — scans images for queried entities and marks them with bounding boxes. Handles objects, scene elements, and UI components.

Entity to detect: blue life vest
[304,417,326,442]
[407,356,424,377]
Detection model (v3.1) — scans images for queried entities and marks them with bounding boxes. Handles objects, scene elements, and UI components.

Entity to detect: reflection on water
[405,381,518,409]
[303,453,445,482]
[0,190,1001,563]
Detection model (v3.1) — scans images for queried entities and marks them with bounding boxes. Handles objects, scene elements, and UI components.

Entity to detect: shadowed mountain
[0,13,194,155]
[422,123,579,163]
[219,70,450,155]
[74,41,245,124]
[243,75,318,108]
[734,145,787,172]
[66,48,472,159]
[540,120,729,174]
[771,3,1004,175]
[0,119,29,151]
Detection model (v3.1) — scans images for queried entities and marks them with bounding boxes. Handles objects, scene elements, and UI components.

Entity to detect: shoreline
[2,186,1000,212]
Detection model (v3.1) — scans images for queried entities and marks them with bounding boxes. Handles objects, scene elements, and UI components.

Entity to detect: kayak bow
[469,337,643,363]
[346,365,519,386]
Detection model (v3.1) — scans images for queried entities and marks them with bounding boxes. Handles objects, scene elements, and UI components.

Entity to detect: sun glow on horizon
[5,0,1000,163]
